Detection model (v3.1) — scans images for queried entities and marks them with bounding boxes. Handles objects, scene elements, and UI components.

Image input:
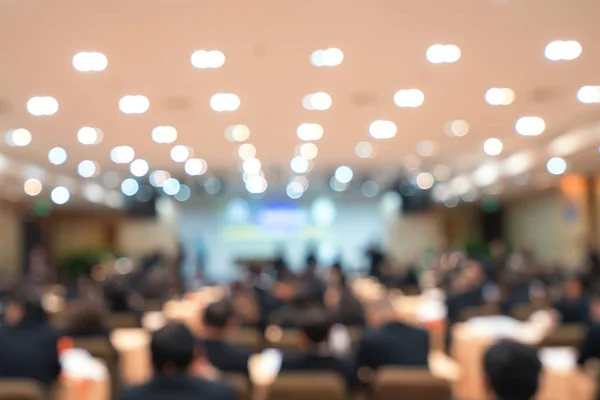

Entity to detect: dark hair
[483,340,541,400]
[150,323,197,373]
[202,299,235,328]
[4,283,47,324]
[65,299,107,337]
[298,307,333,344]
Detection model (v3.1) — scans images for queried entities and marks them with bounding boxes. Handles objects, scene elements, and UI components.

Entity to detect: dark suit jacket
[202,339,254,375]
[578,323,600,366]
[554,297,590,324]
[357,322,429,370]
[281,351,358,389]
[0,319,62,386]
[119,374,236,400]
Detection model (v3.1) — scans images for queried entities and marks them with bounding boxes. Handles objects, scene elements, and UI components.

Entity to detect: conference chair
[373,367,452,400]
[457,303,501,322]
[540,324,586,348]
[266,373,345,400]
[0,379,44,400]
[106,312,140,329]
[226,327,264,351]
[265,327,304,352]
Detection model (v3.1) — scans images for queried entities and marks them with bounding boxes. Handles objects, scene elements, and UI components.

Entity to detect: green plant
[59,246,120,279]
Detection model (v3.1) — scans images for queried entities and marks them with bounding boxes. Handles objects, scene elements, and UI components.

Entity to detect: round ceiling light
[73,52,108,72]
[119,95,149,114]
[185,158,208,176]
[394,89,424,108]
[152,126,178,144]
[191,50,225,69]
[210,93,240,112]
[310,48,344,67]
[297,123,324,141]
[130,159,149,177]
[48,147,67,165]
[515,116,545,136]
[369,120,397,140]
[51,186,70,205]
[27,96,59,116]
[483,138,504,156]
[426,44,461,64]
[77,127,103,145]
[302,92,332,111]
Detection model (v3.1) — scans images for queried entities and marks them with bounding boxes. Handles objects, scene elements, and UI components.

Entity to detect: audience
[64,298,110,337]
[483,340,542,400]
[120,323,235,400]
[553,276,589,324]
[200,299,254,374]
[356,298,429,370]
[0,285,62,387]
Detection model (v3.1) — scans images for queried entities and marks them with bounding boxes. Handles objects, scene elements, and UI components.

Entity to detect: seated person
[577,293,600,366]
[446,261,487,323]
[0,285,62,387]
[325,275,365,327]
[64,299,110,337]
[121,323,235,400]
[553,276,589,324]
[280,307,357,389]
[356,298,429,371]
[200,299,254,374]
[483,340,542,400]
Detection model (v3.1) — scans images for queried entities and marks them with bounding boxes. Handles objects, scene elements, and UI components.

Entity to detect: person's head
[151,323,198,375]
[464,260,485,287]
[3,284,47,326]
[298,307,333,347]
[563,276,583,300]
[202,299,235,335]
[364,297,397,328]
[306,254,318,271]
[65,299,107,336]
[483,340,541,400]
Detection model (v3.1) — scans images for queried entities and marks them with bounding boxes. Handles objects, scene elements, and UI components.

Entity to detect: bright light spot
[48,147,67,165]
[291,176,309,191]
[291,156,309,173]
[485,88,515,106]
[77,127,103,145]
[163,178,181,196]
[78,160,99,178]
[286,181,305,199]
[444,120,470,137]
[355,141,374,158]
[515,116,545,136]
[191,50,225,69]
[473,163,500,187]
[577,86,600,104]
[152,126,177,144]
[185,158,208,176]
[450,175,473,196]
[433,165,452,181]
[149,170,170,187]
[297,123,324,141]
[547,157,567,175]
[210,93,240,112]
[110,146,135,164]
[299,143,319,160]
[426,44,461,64]
[483,138,503,156]
[51,186,70,205]
[121,178,139,196]
[302,92,332,111]
[119,95,149,114]
[416,172,435,189]
[246,175,268,194]
[380,192,402,216]
[416,140,439,157]
[73,52,108,72]
[225,125,250,142]
[361,180,379,197]
[83,183,104,203]
[544,40,582,61]
[461,188,478,203]
[394,89,425,108]
[24,178,42,196]
[130,159,149,177]
[311,197,336,226]
[369,120,397,140]
[443,197,460,208]
[238,143,257,160]
[311,48,344,67]
[204,177,222,195]
[27,97,58,116]
[170,145,192,163]
[175,184,191,201]
[334,166,353,184]
[243,158,262,174]
[330,177,349,192]
[6,129,32,147]
[502,152,533,176]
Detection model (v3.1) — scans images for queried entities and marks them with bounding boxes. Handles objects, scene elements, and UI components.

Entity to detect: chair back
[224,373,250,400]
[373,367,452,400]
[0,379,44,400]
[540,324,585,347]
[458,303,501,322]
[226,328,263,351]
[266,328,304,352]
[509,303,538,321]
[106,312,140,329]
[267,373,345,400]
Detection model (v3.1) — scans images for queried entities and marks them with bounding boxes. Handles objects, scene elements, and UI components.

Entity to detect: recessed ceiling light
[27,96,58,116]
[355,142,374,158]
[330,177,349,192]
[394,89,424,108]
[473,163,500,187]
[297,123,324,141]
[72,52,108,72]
[416,140,439,157]
[121,178,140,196]
[485,88,515,106]
[483,138,503,156]
[246,175,268,194]
[577,86,600,104]
[191,50,225,69]
[225,125,250,142]
[77,127,103,145]
[130,159,149,177]
[302,92,332,111]
[291,176,309,191]
[24,178,43,196]
[238,143,257,159]
[299,143,319,160]
[48,147,67,165]
[426,44,461,64]
[286,181,304,199]
[210,93,240,112]
[444,120,470,137]
[149,170,170,187]
[152,126,177,144]
[78,160,99,178]
[170,145,192,163]
[544,40,582,61]
[310,48,344,67]
[546,157,567,175]
[51,186,70,205]
[110,146,135,164]
[163,178,181,196]
[6,129,32,147]
[119,95,149,114]
[334,166,353,184]
[515,116,545,136]
[242,158,262,174]
[416,172,434,190]
[369,120,397,140]
[175,184,192,201]
[502,152,534,176]
[185,158,208,176]
[290,156,309,173]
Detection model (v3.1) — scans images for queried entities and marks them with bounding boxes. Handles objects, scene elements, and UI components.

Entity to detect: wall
[0,204,21,272]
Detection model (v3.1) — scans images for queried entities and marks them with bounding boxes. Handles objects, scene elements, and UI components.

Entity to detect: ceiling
[1,0,600,205]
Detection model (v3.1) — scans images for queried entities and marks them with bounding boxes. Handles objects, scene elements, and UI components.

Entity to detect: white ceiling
[1,0,600,204]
